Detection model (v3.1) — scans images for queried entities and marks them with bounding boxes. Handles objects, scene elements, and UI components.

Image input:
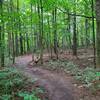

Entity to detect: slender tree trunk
[7,0,10,58]
[19,32,23,55]
[15,0,19,56]
[85,19,89,48]
[96,0,100,68]
[33,4,37,55]
[73,13,77,56]
[37,0,44,64]
[47,16,53,58]
[68,13,72,51]
[10,0,15,63]
[40,0,44,64]
[26,33,29,52]
[30,2,34,61]
[72,0,77,56]
[52,8,58,59]
[17,0,23,55]
[47,16,50,57]
[91,0,96,68]
[0,0,4,67]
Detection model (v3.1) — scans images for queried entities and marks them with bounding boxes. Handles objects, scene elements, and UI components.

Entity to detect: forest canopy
[0,0,100,68]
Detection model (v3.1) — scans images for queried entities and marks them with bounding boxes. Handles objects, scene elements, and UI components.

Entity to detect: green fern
[18,91,40,100]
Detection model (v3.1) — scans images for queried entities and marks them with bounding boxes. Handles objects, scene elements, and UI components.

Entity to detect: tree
[72,0,77,56]
[0,0,4,67]
[37,0,44,64]
[10,0,15,63]
[52,8,58,59]
[96,0,100,68]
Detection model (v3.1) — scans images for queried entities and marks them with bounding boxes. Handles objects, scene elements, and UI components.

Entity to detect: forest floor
[14,49,100,100]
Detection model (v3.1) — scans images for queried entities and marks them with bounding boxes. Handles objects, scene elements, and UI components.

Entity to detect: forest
[0,0,100,100]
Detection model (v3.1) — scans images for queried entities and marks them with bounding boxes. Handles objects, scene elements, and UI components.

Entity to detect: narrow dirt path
[14,55,83,100]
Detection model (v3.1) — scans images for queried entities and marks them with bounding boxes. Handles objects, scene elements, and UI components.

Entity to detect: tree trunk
[0,0,5,67]
[96,0,100,68]
[52,8,58,59]
[10,0,15,63]
[73,13,77,56]
[40,0,44,64]
[91,0,96,68]
[72,0,77,56]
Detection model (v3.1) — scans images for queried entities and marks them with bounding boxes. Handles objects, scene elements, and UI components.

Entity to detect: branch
[57,7,96,19]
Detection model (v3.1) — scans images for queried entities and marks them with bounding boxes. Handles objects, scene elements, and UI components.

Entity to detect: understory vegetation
[0,68,47,100]
[45,60,100,92]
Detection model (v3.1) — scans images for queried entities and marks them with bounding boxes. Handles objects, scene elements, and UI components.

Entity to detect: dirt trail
[14,55,83,100]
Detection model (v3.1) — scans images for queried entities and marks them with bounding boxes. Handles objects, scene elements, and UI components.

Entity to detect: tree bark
[96,0,100,68]
[73,13,77,56]
[52,8,58,59]
[0,0,5,67]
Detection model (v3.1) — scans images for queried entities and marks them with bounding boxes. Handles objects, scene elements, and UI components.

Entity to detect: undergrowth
[46,60,100,92]
[0,68,46,100]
